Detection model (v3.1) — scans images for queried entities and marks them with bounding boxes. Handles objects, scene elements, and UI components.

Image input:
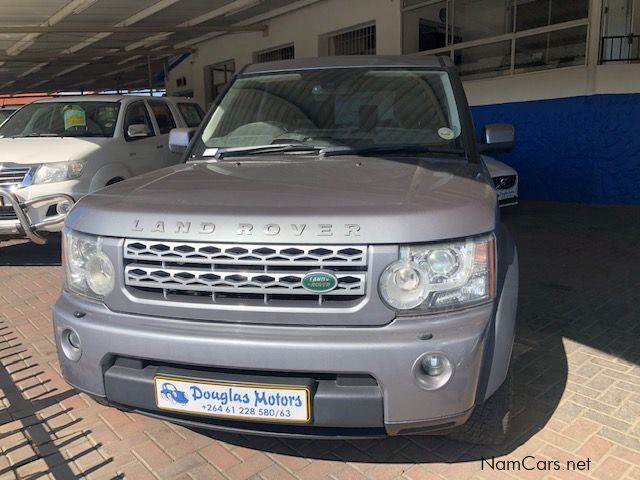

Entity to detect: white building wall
[461,63,640,106]
[167,0,640,108]
[167,58,195,97]
[168,0,402,107]
[463,66,591,106]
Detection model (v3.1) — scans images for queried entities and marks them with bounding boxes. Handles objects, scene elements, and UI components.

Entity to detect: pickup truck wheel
[447,369,512,445]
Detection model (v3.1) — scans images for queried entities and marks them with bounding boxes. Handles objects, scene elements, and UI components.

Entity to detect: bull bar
[0,187,74,244]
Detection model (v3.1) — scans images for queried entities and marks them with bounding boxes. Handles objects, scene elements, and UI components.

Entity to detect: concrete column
[376,0,403,54]
[586,0,604,95]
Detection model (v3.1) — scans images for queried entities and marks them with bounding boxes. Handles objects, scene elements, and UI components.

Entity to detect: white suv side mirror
[169,128,195,154]
[127,124,151,138]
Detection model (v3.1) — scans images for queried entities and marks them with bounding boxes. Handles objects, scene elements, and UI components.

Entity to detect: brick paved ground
[0,201,639,480]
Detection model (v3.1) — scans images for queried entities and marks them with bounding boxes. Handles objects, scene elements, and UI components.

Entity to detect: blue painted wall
[471,93,640,204]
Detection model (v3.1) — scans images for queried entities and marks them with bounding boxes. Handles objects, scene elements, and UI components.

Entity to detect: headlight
[380,234,495,314]
[63,229,115,299]
[32,160,85,184]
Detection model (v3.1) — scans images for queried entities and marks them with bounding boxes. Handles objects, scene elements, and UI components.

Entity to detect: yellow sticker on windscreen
[63,105,86,130]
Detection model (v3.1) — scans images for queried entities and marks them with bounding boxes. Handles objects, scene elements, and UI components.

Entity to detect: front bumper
[498,195,519,207]
[0,187,74,243]
[53,290,500,437]
[496,187,518,207]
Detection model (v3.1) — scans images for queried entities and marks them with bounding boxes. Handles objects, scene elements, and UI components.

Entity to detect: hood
[0,137,108,164]
[67,156,497,244]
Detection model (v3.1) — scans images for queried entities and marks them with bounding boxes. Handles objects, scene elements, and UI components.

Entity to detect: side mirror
[169,128,195,154]
[480,123,514,153]
[127,124,151,138]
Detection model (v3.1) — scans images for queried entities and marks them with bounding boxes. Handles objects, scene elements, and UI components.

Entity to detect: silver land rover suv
[53,56,518,444]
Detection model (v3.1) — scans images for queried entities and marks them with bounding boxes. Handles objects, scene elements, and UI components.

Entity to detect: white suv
[0,95,203,244]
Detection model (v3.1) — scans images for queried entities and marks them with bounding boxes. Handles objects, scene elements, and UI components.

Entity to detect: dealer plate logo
[302,271,338,293]
[159,382,190,406]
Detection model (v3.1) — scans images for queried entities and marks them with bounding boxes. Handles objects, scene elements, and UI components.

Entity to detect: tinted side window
[149,100,177,134]
[178,103,204,128]
[124,102,155,141]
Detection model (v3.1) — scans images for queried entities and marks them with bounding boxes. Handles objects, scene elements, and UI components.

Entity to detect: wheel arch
[89,163,132,192]
[477,224,519,403]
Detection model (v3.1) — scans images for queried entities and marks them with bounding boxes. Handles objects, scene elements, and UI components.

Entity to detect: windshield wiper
[213,144,322,159]
[60,132,106,138]
[9,133,61,138]
[322,144,466,158]
[205,143,465,160]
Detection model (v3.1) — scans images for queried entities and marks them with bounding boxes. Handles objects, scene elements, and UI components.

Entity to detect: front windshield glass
[198,68,464,155]
[0,101,120,138]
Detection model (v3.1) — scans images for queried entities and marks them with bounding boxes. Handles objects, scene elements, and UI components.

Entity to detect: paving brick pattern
[1,201,639,480]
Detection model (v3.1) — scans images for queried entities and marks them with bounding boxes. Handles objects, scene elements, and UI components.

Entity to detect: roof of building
[0,0,301,95]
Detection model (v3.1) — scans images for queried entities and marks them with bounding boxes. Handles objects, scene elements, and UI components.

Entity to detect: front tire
[447,369,512,445]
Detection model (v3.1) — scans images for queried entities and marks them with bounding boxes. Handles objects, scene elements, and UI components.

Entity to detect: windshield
[0,101,120,138]
[197,68,465,157]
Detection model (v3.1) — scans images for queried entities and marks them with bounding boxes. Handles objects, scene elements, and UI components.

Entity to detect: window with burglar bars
[254,44,295,63]
[327,24,376,56]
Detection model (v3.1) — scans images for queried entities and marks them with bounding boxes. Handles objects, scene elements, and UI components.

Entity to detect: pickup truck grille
[0,166,30,187]
[0,206,18,220]
[123,240,368,306]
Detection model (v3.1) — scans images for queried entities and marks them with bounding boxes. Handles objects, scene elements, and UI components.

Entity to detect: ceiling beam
[61,0,182,54]
[0,57,172,65]
[120,0,270,52]
[0,25,266,34]
[4,0,100,56]
[0,50,192,62]
[173,0,320,48]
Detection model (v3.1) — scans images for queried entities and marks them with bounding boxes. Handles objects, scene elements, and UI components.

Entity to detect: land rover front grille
[0,166,30,187]
[123,240,368,306]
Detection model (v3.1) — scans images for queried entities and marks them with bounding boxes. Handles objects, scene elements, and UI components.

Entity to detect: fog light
[414,353,453,391]
[422,354,444,376]
[57,201,72,215]
[68,330,81,349]
[61,328,82,362]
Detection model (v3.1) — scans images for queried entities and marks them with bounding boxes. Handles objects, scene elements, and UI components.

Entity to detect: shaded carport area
[0,0,292,94]
[0,1,639,478]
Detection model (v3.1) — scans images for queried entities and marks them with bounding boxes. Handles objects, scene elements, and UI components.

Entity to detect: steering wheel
[228,121,288,138]
[85,117,106,135]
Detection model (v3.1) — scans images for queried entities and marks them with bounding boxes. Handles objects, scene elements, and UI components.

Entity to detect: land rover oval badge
[302,271,338,293]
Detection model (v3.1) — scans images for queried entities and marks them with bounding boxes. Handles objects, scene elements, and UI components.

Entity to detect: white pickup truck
[0,95,204,244]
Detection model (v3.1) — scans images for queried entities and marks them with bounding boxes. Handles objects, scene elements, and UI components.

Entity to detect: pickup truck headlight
[32,160,85,184]
[63,229,115,299]
[380,234,495,314]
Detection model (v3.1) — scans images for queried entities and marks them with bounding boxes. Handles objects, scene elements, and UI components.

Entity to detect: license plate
[153,375,311,423]
[497,190,514,200]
